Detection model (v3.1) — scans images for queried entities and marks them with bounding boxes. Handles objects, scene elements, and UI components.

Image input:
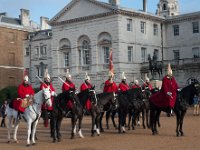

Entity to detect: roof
[0,16,21,25]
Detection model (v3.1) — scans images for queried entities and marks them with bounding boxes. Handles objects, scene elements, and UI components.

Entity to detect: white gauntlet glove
[51,91,57,96]
[167,92,172,96]
[25,94,29,98]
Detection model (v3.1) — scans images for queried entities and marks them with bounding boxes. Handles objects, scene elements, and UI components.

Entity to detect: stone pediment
[49,0,114,25]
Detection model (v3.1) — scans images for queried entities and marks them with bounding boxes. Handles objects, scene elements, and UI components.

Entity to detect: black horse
[95,92,117,132]
[77,86,101,136]
[117,88,143,133]
[127,87,152,130]
[150,83,200,136]
[50,89,84,142]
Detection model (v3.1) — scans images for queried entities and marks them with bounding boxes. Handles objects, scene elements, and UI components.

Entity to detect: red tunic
[103,80,118,93]
[142,83,153,90]
[80,82,92,111]
[150,75,178,108]
[17,83,35,99]
[62,81,75,92]
[119,82,130,92]
[40,82,55,110]
[132,85,141,89]
[62,81,75,109]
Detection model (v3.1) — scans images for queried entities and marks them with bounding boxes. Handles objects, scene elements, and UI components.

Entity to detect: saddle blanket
[149,92,176,108]
[13,99,29,113]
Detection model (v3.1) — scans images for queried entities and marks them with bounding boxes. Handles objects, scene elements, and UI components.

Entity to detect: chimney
[109,0,120,6]
[143,0,147,12]
[20,9,30,26]
[40,16,50,30]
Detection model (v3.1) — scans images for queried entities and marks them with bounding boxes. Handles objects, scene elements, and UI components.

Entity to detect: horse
[150,82,200,136]
[96,92,117,132]
[127,87,152,130]
[77,86,101,136]
[6,88,52,146]
[50,89,84,142]
[117,88,143,133]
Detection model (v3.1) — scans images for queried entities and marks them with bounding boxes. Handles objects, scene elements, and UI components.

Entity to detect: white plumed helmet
[85,72,90,80]
[167,63,172,76]
[121,72,126,80]
[134,79,139,85]
[66,69,71,79]
[24,75,28,82]
[44,69,50,80]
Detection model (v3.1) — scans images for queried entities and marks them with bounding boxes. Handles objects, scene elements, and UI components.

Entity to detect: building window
[173,25,179,36]
[141,21,146,34]
[25,47,30,56]
[36,62,45,77]
[35,47,39,56]
[64,52,70,67]
[153,24,158,36]
[103,46,110,64]
[141,47,147,62]
[128,46,133,62]
[173,50,180,60]
[192,22,199,33]
[40,45,47,55]
[79,40,91,65]
[192,47,200,58]
[127,19,132,31]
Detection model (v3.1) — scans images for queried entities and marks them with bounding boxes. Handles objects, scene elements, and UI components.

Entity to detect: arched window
[78,35,91,67]
[98,32,112,66]
[59,38,71,67]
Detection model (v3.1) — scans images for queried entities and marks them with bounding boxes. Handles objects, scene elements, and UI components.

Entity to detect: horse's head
[42,88,52,107]
[141,87,152,100]
[88,87,98,105]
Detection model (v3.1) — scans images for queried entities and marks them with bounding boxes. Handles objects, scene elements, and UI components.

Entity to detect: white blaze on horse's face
[90,90,97,105]
[43,88,52,107]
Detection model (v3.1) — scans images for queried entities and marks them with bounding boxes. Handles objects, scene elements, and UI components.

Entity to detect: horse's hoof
[100,129,104,132]
[53,139,56,143]
[32,143,37,146]
[57,138,61,142]
[14,140,19,144]
[26,144,31,147]
[97,133,101,136]
[71,136,75,139]
[7,141,11,144]
[122,131,126,133]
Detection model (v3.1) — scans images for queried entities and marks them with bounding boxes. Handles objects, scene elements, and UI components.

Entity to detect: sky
[0,0,200,24]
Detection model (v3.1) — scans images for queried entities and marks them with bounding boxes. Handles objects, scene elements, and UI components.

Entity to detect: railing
[141,57,200,69]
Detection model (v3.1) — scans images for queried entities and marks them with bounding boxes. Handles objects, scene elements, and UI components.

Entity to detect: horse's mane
[34,90,44,103]
[181,83,198,105]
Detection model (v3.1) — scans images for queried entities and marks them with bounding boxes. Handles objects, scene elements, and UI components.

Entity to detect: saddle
[12,98,32,113]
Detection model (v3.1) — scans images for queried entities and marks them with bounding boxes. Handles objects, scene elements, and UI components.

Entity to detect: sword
[58,76,70,87]
[36,75,53,92]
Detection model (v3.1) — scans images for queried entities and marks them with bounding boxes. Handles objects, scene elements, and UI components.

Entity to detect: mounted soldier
[132,79,141,89]
[103,71,118,93]
[80,72,93,111]
[62,69,76,109]
[142,74,153,90]
[118,72,129,92]
[40,69,56,111]
[150,64,179,113]
[16,73,35,119]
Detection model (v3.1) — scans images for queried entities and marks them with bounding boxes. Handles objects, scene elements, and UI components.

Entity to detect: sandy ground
[0,107,200,150]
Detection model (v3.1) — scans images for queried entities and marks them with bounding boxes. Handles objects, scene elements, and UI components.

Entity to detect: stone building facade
[24,0,200,92]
